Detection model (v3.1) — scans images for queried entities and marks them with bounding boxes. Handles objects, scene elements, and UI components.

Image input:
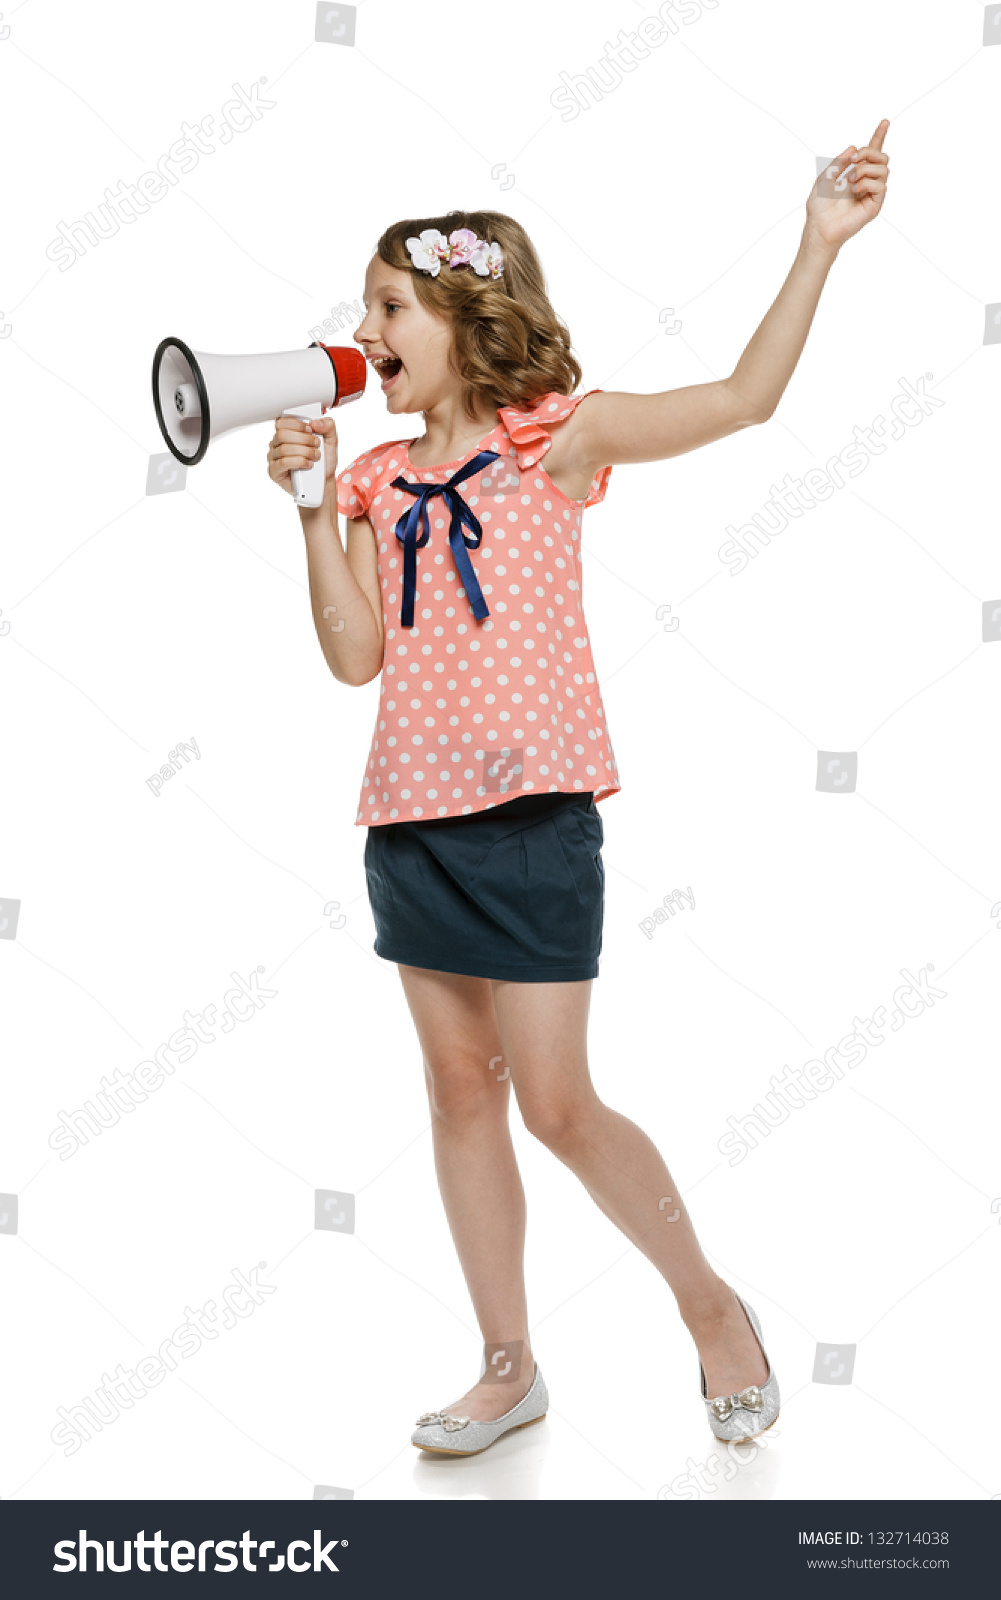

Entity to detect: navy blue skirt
[363,791,604,982]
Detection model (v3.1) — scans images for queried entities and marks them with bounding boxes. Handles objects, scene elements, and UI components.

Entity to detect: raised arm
[554,122,890,476]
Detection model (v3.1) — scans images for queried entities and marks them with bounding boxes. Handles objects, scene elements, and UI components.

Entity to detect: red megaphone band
[311,342,367,406]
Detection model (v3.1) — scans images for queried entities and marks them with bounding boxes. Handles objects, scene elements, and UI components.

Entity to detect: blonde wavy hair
[374,210,582,422]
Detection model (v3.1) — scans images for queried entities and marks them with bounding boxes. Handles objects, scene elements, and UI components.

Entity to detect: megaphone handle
[285,402,326,509]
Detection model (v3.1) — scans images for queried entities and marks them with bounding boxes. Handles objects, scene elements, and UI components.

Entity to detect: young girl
[267,123,889,1459]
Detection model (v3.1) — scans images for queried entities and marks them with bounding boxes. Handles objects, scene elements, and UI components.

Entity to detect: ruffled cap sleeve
[497,388,611,507]
[336,439,410,520]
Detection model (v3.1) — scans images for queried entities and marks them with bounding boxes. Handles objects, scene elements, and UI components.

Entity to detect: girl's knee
[517,1087,595,1151]
[424,1053,506,1124]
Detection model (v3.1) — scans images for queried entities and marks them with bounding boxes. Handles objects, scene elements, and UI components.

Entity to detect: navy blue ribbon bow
[390,450,500,629]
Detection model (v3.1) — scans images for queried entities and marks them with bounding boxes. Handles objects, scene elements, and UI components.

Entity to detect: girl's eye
[386,303,401,314]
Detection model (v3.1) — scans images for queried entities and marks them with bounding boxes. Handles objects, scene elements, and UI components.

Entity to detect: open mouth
[372,355,403,390]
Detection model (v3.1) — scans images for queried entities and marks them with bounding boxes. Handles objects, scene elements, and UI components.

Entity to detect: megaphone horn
[151,336,367,506]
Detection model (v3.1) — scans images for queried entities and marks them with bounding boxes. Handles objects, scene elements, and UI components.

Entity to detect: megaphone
[151,336,367,507]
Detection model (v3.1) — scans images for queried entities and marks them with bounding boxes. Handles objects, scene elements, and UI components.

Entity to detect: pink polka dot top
[335,387,622,827]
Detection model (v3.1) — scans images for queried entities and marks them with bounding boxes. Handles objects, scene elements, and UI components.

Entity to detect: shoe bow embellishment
[709,1385,764,1422]
[415,1410,471,1432]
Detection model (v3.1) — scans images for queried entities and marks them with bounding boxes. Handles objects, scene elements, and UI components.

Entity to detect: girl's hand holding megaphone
[267,411,339,514]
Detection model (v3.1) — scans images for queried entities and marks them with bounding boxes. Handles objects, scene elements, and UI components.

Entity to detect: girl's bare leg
[489,977,769,1399]
[396,963,539,1423]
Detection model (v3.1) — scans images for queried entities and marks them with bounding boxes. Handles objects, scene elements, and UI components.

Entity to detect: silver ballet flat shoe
[412,1363,549,1456]
[700,1293,780,1442]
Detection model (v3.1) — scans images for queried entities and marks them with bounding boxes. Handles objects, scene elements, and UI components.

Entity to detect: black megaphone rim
[152,335,211,466]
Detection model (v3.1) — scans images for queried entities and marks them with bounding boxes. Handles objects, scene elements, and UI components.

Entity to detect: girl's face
[354,256,454,416]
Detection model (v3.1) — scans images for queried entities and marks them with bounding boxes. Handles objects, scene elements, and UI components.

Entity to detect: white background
[1,0,998,1502]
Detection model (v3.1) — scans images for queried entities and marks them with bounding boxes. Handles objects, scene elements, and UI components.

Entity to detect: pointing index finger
[866,119,890,154]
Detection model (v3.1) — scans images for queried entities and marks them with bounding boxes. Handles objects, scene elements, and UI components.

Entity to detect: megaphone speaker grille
[152,336,211,464]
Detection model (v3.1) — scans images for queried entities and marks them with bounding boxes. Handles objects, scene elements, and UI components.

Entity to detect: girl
[267,124,889,1459]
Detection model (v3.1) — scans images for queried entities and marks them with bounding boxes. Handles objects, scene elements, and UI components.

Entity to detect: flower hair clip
[406,228,504,280]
